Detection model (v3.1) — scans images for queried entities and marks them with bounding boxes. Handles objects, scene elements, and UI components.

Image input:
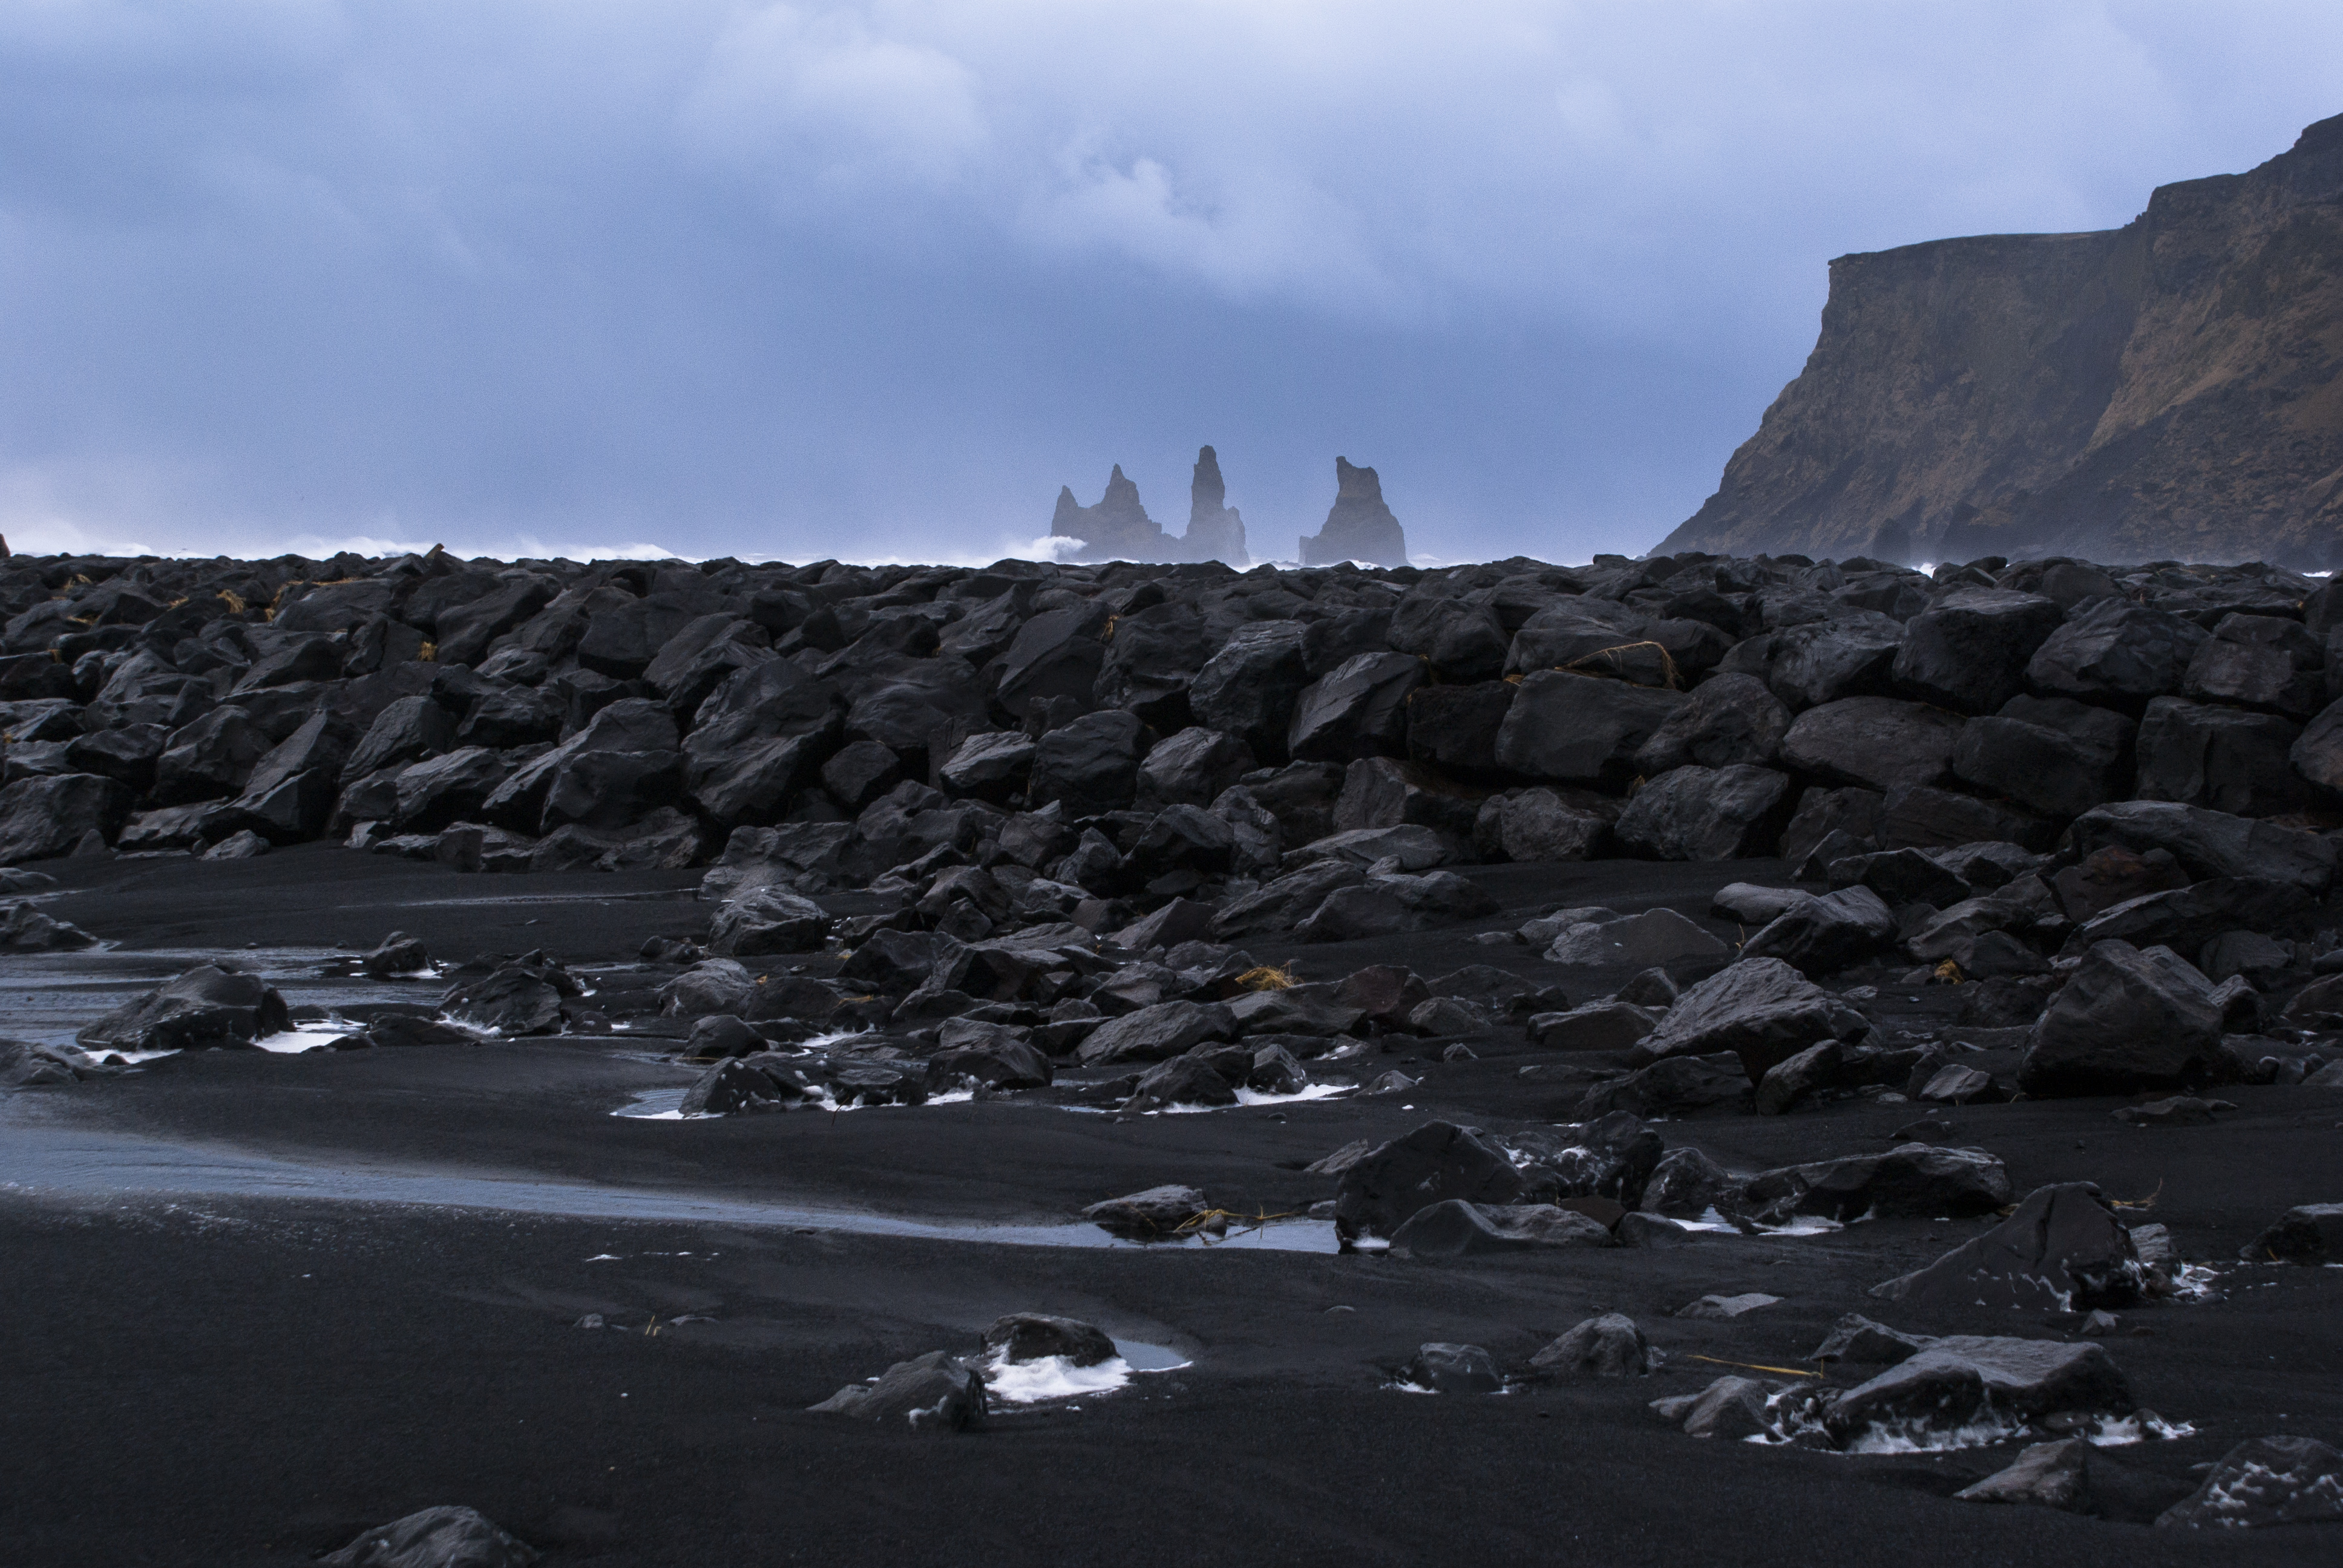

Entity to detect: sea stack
[1182,445,1248,566]
[1298,457,1408,567]
[1049,465,1174,563]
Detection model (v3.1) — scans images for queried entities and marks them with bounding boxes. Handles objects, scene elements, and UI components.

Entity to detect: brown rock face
[1659,113,2343,569]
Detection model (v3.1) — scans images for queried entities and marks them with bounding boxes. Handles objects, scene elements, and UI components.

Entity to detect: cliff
[1048,450,1249,565]
[1659,113,2343,569]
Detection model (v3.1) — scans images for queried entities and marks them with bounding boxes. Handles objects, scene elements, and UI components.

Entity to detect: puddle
[0,1116,1340,1253]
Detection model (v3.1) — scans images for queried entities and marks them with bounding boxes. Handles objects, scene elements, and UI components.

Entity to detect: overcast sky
[1,2,2336,567]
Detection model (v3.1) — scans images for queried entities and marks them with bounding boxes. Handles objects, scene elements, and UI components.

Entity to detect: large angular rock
[1136,727,1253,808]
[1544,908,1729,970]
[1479,788,1610,862]
[1875,1183,2145,1310]
[2238,1203,2343,1264]
[1189,620,1311,764]
[994,606,1109,719]
[1493,671,1686,787]
[2026,599,2207,708]
[810,1350,987,1432]
[1075,999,1236,1067]
[2018,939,2246,1096]
[1504,597,1656,679]
[2063,878,2313,962]
[1764,613,1905,709]
[1334,1120,1523,1244]
[1631,672,1792,773]
[151,707,273,804]
[1286,652,1426,762]
[345,694,457,780]
[320,1504,540,1568]
[1211,860,1365,939]
[1026,710,1144,816]
[2069,800,2334,892]
[1332,756,1483,839]
[1780,785,1884,866]
[1634,957,1870,1082]
[0,774,131,863]
[76,963,293,1053]
[1951,695,2136,819]
[1388,1200,1613,1258]
[2181,613,2325,717]
[2135,698,2306,817]
[1879,783,2057,853]
[1893,589,2063,713]
[708,887,833,956]
[1403,681,1516,776]
[1528,1313,1660,1379]
[1093,599,1210,728]
[1613,764,1791,860]
[1781,697,1964,792]
[1746,1145,2014,1222]
[1823,1336,2132,1446]
[1738,886,1896,978]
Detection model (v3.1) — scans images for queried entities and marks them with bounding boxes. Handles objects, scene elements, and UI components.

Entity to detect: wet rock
[1752,1040,1842,1115]
[1026,710,1144,815]
[2137,698,2307,817]
[984,1314,1116,1367]
[2050,845,2190,921]
[1810,1315,1933,1366]
[319,1504,540,1568]
[1190,620,1311,765]
[1893,588,2063,713]
[1710,883,1814,926]
[1613,764,1791,860]
[0,773,133,864]
[820,740,902,810]
[1781,785,1884,867]
[1746,1144,2013,1223]
[1527,1000,1657,1053]
[2018,939,2247,1096]
[0,902,95,951]
[1075,999,1236,1067]
[2182,616,2325,717]
[683,1015,764,1060]
[2238,1203,2343,1264]
[1404,1342,1503,1393]
[1760,613,1905,709]
[1677,1292,1780,1319]
[1637,1145,1737,1217]
[681,1054,817,1113]
[1634,957,1870,1082]
[441,954,577,1036]
[1528,1313,1659,1379]
[1781,697,1965,792]
[2157,1436,2343,1529]
[1334,1120,1524,1244]
[1083,1183,1210,1237]
[1874,1183,2145,1310]
[2026,599,2207,708]
[1287,652,1426,762]
[1334,756,1483,840]
[1494,672,1686,787]
[1125,1053,1239,1112]
[1740,886,1896,979]
[1478,787,1610,862]
[1955,1436,2180,1518]
[346,694,457,780]
[1653,1376,1772,1440]
[935,731,1035,801]
[1823,1336,2133,1447]
[2111,1094,2231,1126]
[1404,681,1517,776]
[1544,908,1730,970]
[1136,727,1254,808]
[1631,672,1791,773]
[1951,696,2137,819]
[1388,1200,1613,1258]
[708,887,833,958]
[1295,869,1499,943]
[810,1350,988,1432]
[76,962,293,1053]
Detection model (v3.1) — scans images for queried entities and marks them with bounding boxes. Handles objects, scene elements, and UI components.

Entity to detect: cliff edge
[1659,113,2343,569]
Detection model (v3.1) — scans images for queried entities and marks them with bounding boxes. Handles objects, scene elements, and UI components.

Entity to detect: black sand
[6,849,2342,1566]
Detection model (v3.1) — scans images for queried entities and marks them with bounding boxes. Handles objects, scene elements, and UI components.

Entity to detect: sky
[1,2,2338,568]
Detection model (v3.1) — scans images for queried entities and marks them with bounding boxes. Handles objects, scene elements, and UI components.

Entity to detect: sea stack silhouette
[1047,448,1250,565]
[1298,457,1408,566]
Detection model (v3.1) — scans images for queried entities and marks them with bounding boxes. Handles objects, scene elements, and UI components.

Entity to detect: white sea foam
[985,1353,1133,1404]
[1155,1083,1356,1115]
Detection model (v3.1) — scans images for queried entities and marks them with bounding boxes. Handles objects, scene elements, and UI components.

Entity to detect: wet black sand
[6,849,2343,1565]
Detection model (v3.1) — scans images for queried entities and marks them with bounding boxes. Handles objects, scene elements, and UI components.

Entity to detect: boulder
[1388,1201,1613,1258]
[1136,727,1254,808]
[346,694,457,779]
[0,901,96,951]
[1893,589,2064,713]
[1613,764,1791,860]
[1286,652,1426,762]
[1334,1120,1524,1244]
[2068,800,2334,892]
[1189,620,1311,764]
[1781,785,1884,867]
[1824,1336,2133,1447]
[1950,696,2136,819]
[1125,1053,1239,1112]
[809,1350,987,1432]
[1528,1313,1659,1379]
[320,1504,540,1568]
[1403,1342,1504,1394]
[938,731,1037,800]
[1493,671,1687,787]
[1781,697,1965,792]
[2182,617,2325,717]
[2157,1436,2343,1529]
[441,955,576,1036]
[707,887,833,957]
[2026,599,2207,708]
[0,773,132,863]
[2018,939,2246,1096]
[1738,886,1896,979]
[1480,787,1610,862]
[1652,1376,1774,1440]
[983,1313,1116,1367]
[76,963,293,1053]
[2135,698,2306,817]
[1874,1183,2146,1310]
[1075,1000,1237,1067]
[1544,908,1730,970]
[2063,878,2313,963]
[1083,1183,1210,1236]
[1826,848,1970,909]
[1026,710,1144,815]
[1527,1000,1657,1053]
[1631,672,1791,773]
[1633,957,1870,1081]
[1810,1315,1933,1366]
[1637,1146,1738,1216]
[1404,681,1517,776]
[1764,613,1906,709]
[2238,1203,2343,1264]
[1745,1145,2014,1223]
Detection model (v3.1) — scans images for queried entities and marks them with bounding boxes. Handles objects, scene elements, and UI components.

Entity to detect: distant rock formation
[1184,446,1249,566]
[1049,449,1250,565]
[1299,457,1409,567]
[1657,113,2343,569]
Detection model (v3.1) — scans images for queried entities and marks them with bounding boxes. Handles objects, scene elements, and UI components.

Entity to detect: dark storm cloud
[1,2,2336,564]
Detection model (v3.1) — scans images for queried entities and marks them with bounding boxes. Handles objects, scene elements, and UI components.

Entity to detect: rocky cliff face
[1659,113,2343,569]
[1049,449,1249,566]
[1299,457,1409,567]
